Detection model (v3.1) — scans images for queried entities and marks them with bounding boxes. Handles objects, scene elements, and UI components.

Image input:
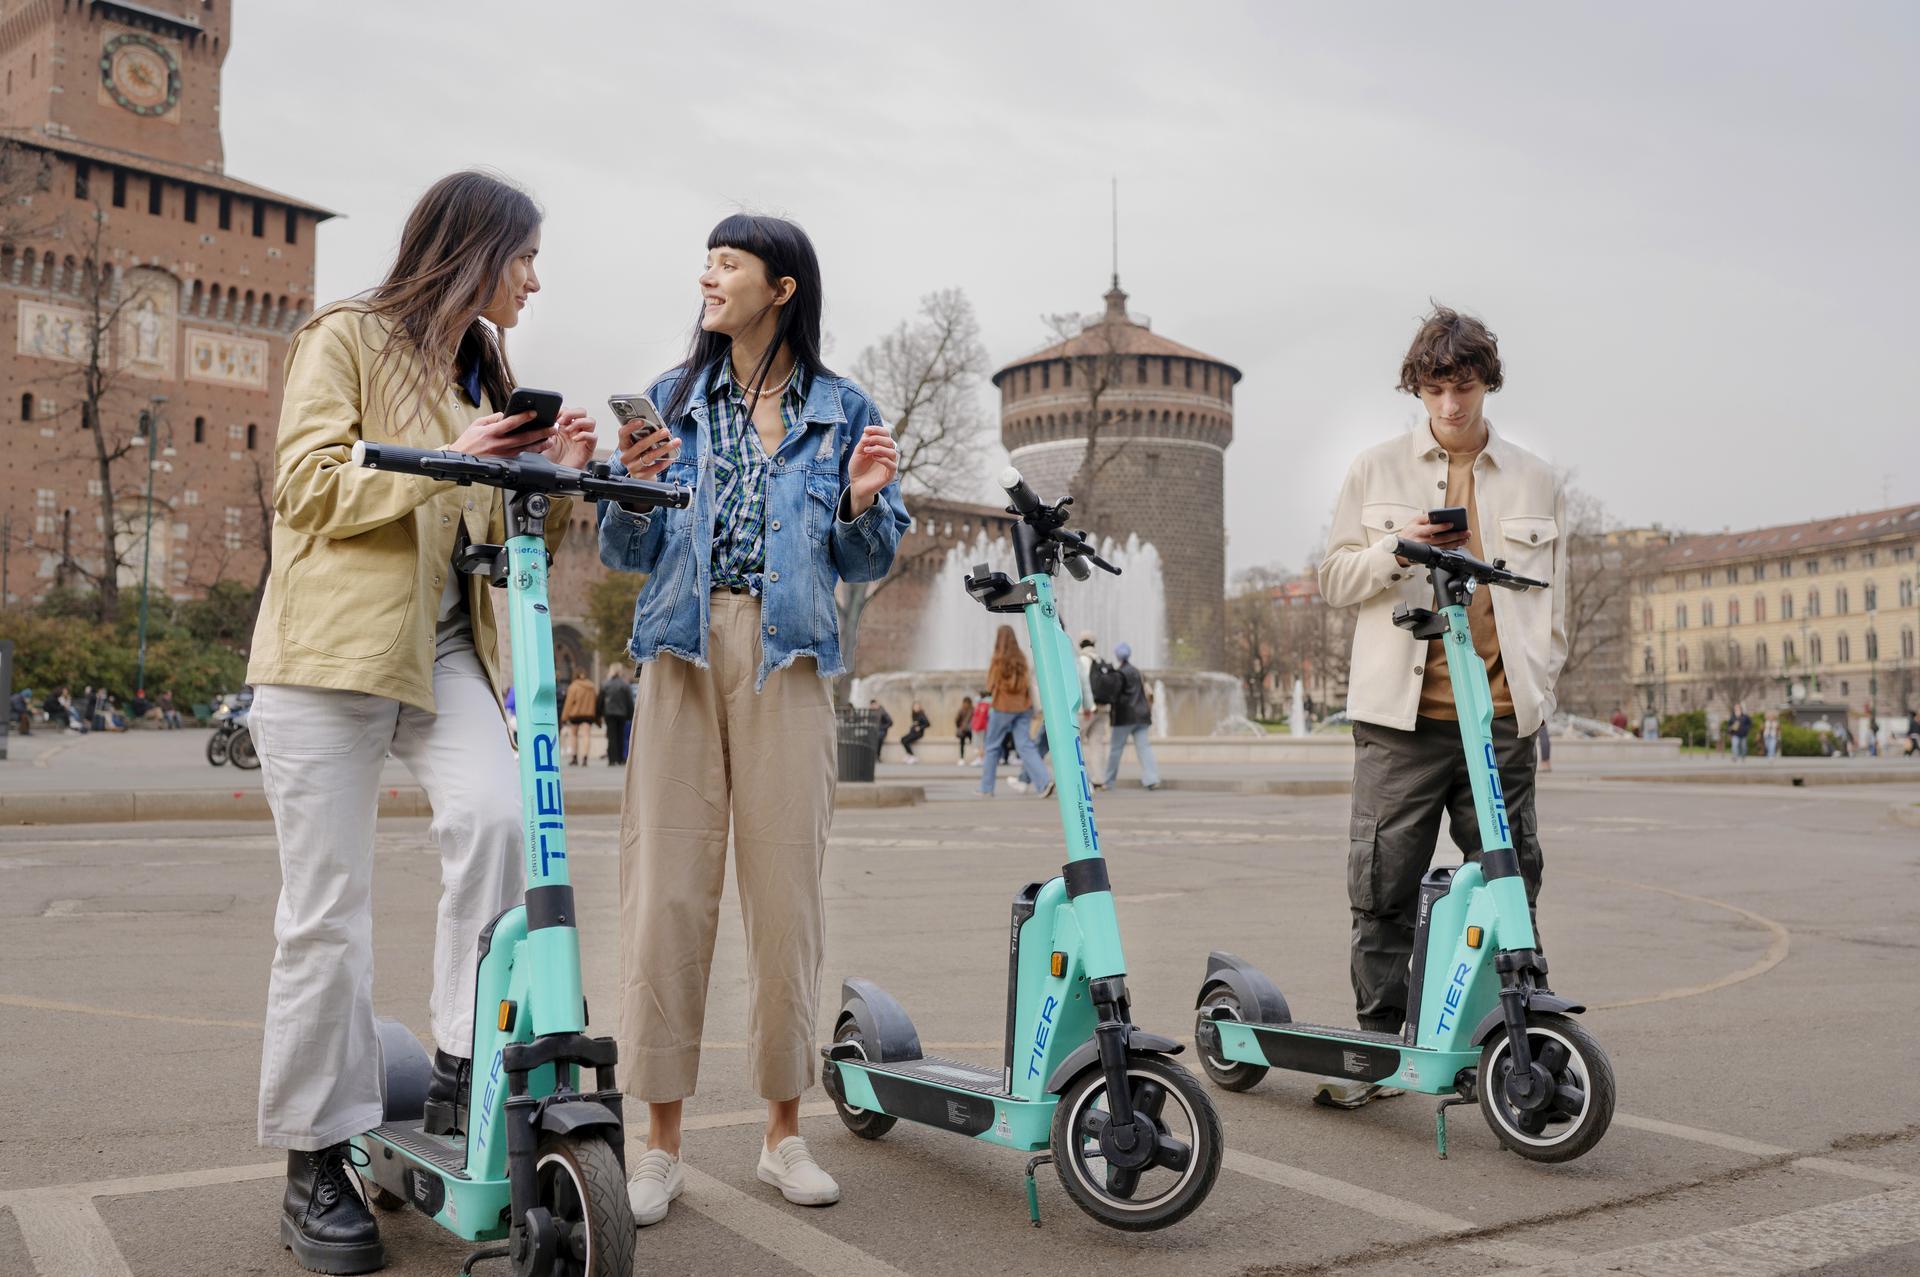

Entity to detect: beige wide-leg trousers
[618,592,837,1104]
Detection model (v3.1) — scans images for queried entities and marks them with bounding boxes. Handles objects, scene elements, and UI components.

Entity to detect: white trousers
[252,642,524,1150]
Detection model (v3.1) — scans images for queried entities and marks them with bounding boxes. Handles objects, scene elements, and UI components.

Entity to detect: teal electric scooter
[1195,537,1615,1163]
[822,468,1223,1231]
[348,439,688,1275]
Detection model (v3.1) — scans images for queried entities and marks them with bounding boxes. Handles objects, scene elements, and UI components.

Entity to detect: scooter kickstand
[1435,1094,1472,1159]
[1024,1153,1053,1226]
[461,1241,509,1273]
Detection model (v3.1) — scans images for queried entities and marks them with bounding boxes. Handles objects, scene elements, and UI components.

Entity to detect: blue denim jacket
[597,363,911,689]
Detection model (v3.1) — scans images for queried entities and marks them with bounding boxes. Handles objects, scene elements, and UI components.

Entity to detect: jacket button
[1437,480,1447,490]
[766,624,777,635]
[1391,573,1402,581]
[1414,665,1424,675]
[768,571,780,583]
[1384,519,1395,530]
[770,519,781,532]
[1530,532,1540,543]
[441,514,451,524]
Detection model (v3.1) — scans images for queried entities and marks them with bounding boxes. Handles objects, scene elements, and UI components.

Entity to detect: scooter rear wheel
[206,730,230,766]
[532,1132,635,1277]
[1477,1012,1614,1163]
[1195,984,1269,1092]
[827,1017,897,1140]
[1050,1055,1222,1231]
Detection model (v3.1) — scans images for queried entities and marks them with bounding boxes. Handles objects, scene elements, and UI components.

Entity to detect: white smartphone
[608,393,667,445]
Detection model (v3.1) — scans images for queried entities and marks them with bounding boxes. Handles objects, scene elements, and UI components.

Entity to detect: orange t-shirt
[1418,448,1515,720]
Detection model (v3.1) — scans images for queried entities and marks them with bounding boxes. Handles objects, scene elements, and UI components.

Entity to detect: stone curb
[1599,770,1920,787]
[0,782,923,825]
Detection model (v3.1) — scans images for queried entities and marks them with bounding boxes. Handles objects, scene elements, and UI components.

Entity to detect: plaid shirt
[708,361,807,590]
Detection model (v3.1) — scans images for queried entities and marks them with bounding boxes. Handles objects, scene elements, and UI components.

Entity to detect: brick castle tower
[0,0,332,606]
[992,278,1239,669]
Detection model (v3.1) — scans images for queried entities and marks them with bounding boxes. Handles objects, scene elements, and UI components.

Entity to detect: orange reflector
[1466,927,1483,949]
[498,1000,516,1032]
[1050,952,1067,977]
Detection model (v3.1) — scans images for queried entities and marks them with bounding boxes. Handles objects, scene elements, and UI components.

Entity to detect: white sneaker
[756,1136,840,1206]
[626,1148,684,1226]
[1008,778,1031,793]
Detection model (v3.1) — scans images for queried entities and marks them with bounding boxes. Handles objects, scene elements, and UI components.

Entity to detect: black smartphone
[502,387,562,444]
[1428,506,1468,533]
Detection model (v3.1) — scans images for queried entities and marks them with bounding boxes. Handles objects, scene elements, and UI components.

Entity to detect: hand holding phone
[610,394,680,478]
[1427,506,1468,534]
[501,387,563,449]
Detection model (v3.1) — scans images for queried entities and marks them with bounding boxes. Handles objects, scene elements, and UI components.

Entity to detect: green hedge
[1,587,251,709]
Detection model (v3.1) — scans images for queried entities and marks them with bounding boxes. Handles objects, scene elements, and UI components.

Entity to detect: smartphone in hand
[1428,506,1469,533]
[609,394,673,468]
[502,387,563,447]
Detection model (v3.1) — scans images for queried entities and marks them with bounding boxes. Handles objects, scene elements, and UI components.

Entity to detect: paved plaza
[1,737,1917,1275]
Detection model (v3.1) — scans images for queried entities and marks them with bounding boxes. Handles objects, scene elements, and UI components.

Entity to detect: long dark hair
[661,213,833,423]
[323,170,541,427]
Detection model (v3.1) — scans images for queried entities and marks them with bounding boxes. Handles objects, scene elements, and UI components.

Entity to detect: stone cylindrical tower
[993,280,1239,669]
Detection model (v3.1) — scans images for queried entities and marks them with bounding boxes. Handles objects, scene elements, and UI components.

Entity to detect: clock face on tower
[99,33,180,117]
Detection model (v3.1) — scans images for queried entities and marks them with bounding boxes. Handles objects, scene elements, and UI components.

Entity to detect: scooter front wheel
[1050,1055,1222,1232]
[531,1132,635,1277]
[1195,984,1269,1092]
[1478,1012,1615,1163]
[206,730,230,766]
[827,1017,897,1140]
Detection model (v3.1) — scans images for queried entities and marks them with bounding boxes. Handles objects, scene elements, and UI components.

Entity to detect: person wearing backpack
[1101,642,1160,791]
[1077,631,1111,748]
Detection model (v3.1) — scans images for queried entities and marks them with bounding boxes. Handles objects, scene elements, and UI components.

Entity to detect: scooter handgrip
[1391,536,1438,565]
[1000,466,1042,516]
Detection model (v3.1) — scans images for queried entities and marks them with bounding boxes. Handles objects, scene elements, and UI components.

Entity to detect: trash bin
[836,706,884,783]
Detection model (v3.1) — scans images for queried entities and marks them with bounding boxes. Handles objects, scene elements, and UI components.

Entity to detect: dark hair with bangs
[660,213,833,423]
[1397,304,1503,395]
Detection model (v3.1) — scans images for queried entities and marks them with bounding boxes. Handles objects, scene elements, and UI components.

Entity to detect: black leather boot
[280,1144,384,1274]
[421,1049,470,1137]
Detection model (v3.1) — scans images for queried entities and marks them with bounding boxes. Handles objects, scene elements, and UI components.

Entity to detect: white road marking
[1222,1148,1576,1265]
[1793,1157,1920,1188]
[8,1195,134,1277]
[1492,1186,1920,1277]
[1614,1111,1792,1158]
[678,1164,910,1277]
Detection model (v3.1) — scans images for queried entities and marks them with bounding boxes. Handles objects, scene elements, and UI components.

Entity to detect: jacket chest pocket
[804,473,839,541]
[1498,515,1558,569]
[1361,502,1422,547]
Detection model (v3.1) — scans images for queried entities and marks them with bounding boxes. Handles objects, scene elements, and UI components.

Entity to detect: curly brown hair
[1397,304,1503,394]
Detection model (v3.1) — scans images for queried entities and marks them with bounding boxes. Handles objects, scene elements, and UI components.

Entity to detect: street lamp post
[128,395,174,698]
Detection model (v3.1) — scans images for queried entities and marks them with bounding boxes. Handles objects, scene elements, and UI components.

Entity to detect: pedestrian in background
[1728,702,1752,761]
[979,624,1051,798]
[561,669,598,765]
[600,667,634,766]
[955,695,975,763]
[899,701,929,764]
[1763,711,1781,759]
[1101,642,1161,791]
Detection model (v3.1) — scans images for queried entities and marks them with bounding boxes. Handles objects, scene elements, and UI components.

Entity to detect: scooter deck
[1248,1021,1405,1047]
[370,1119,471,1179]
[857,1055,1005,1096]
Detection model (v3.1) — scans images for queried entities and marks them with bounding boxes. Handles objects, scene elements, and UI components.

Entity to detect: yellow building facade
[1629,503,1920,721]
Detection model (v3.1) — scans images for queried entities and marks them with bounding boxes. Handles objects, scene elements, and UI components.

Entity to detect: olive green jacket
[246,307,571,714]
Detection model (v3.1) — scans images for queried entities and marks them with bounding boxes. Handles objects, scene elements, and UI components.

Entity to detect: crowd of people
[9,684,184,734]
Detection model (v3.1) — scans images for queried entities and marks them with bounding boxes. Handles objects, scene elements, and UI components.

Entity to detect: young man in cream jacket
[1315,306,1567,1108]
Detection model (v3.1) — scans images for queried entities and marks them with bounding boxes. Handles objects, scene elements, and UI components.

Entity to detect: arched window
[1643,646,1654,673]
[1810,634,1823,664]
[1728,640,1742,668]
[1701,598,1714,627]
[1783,637,1797,665]
[1837,632,1851,662]
[1866,630,1879,660]
[246,423,258,450]
[1755,640,1768,668]
[193,415,205,443]
[1808,588,1821,617]
[1754,594,1766,623]
[1901,580,1914,608]
[1781,591,1794,620]
[1677,644,1690,672]
[1676,603,1688,629]
[1864,580,1877,611]
[1836,584,1850,614]
[1903,628,1915,660]
[1728,597,1740,625]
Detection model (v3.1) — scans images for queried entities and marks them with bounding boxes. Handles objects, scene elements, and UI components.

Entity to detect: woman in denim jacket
[598,214,908,1223]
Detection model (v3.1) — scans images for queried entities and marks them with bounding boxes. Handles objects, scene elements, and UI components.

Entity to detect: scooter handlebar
[353,440,690,511]
[1389,535,1548,591]
[999,466,1042,516]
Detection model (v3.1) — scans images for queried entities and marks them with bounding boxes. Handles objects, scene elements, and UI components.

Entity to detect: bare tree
[834,288,993,677]
[14,195,154,622]
[1226,565,1289,719]
[1039,291,1134,527]
[1699,638,1768,715]
[1554,488,1643,715]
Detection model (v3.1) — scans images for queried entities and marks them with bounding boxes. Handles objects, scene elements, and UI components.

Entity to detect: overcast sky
[222,1,1917,578]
